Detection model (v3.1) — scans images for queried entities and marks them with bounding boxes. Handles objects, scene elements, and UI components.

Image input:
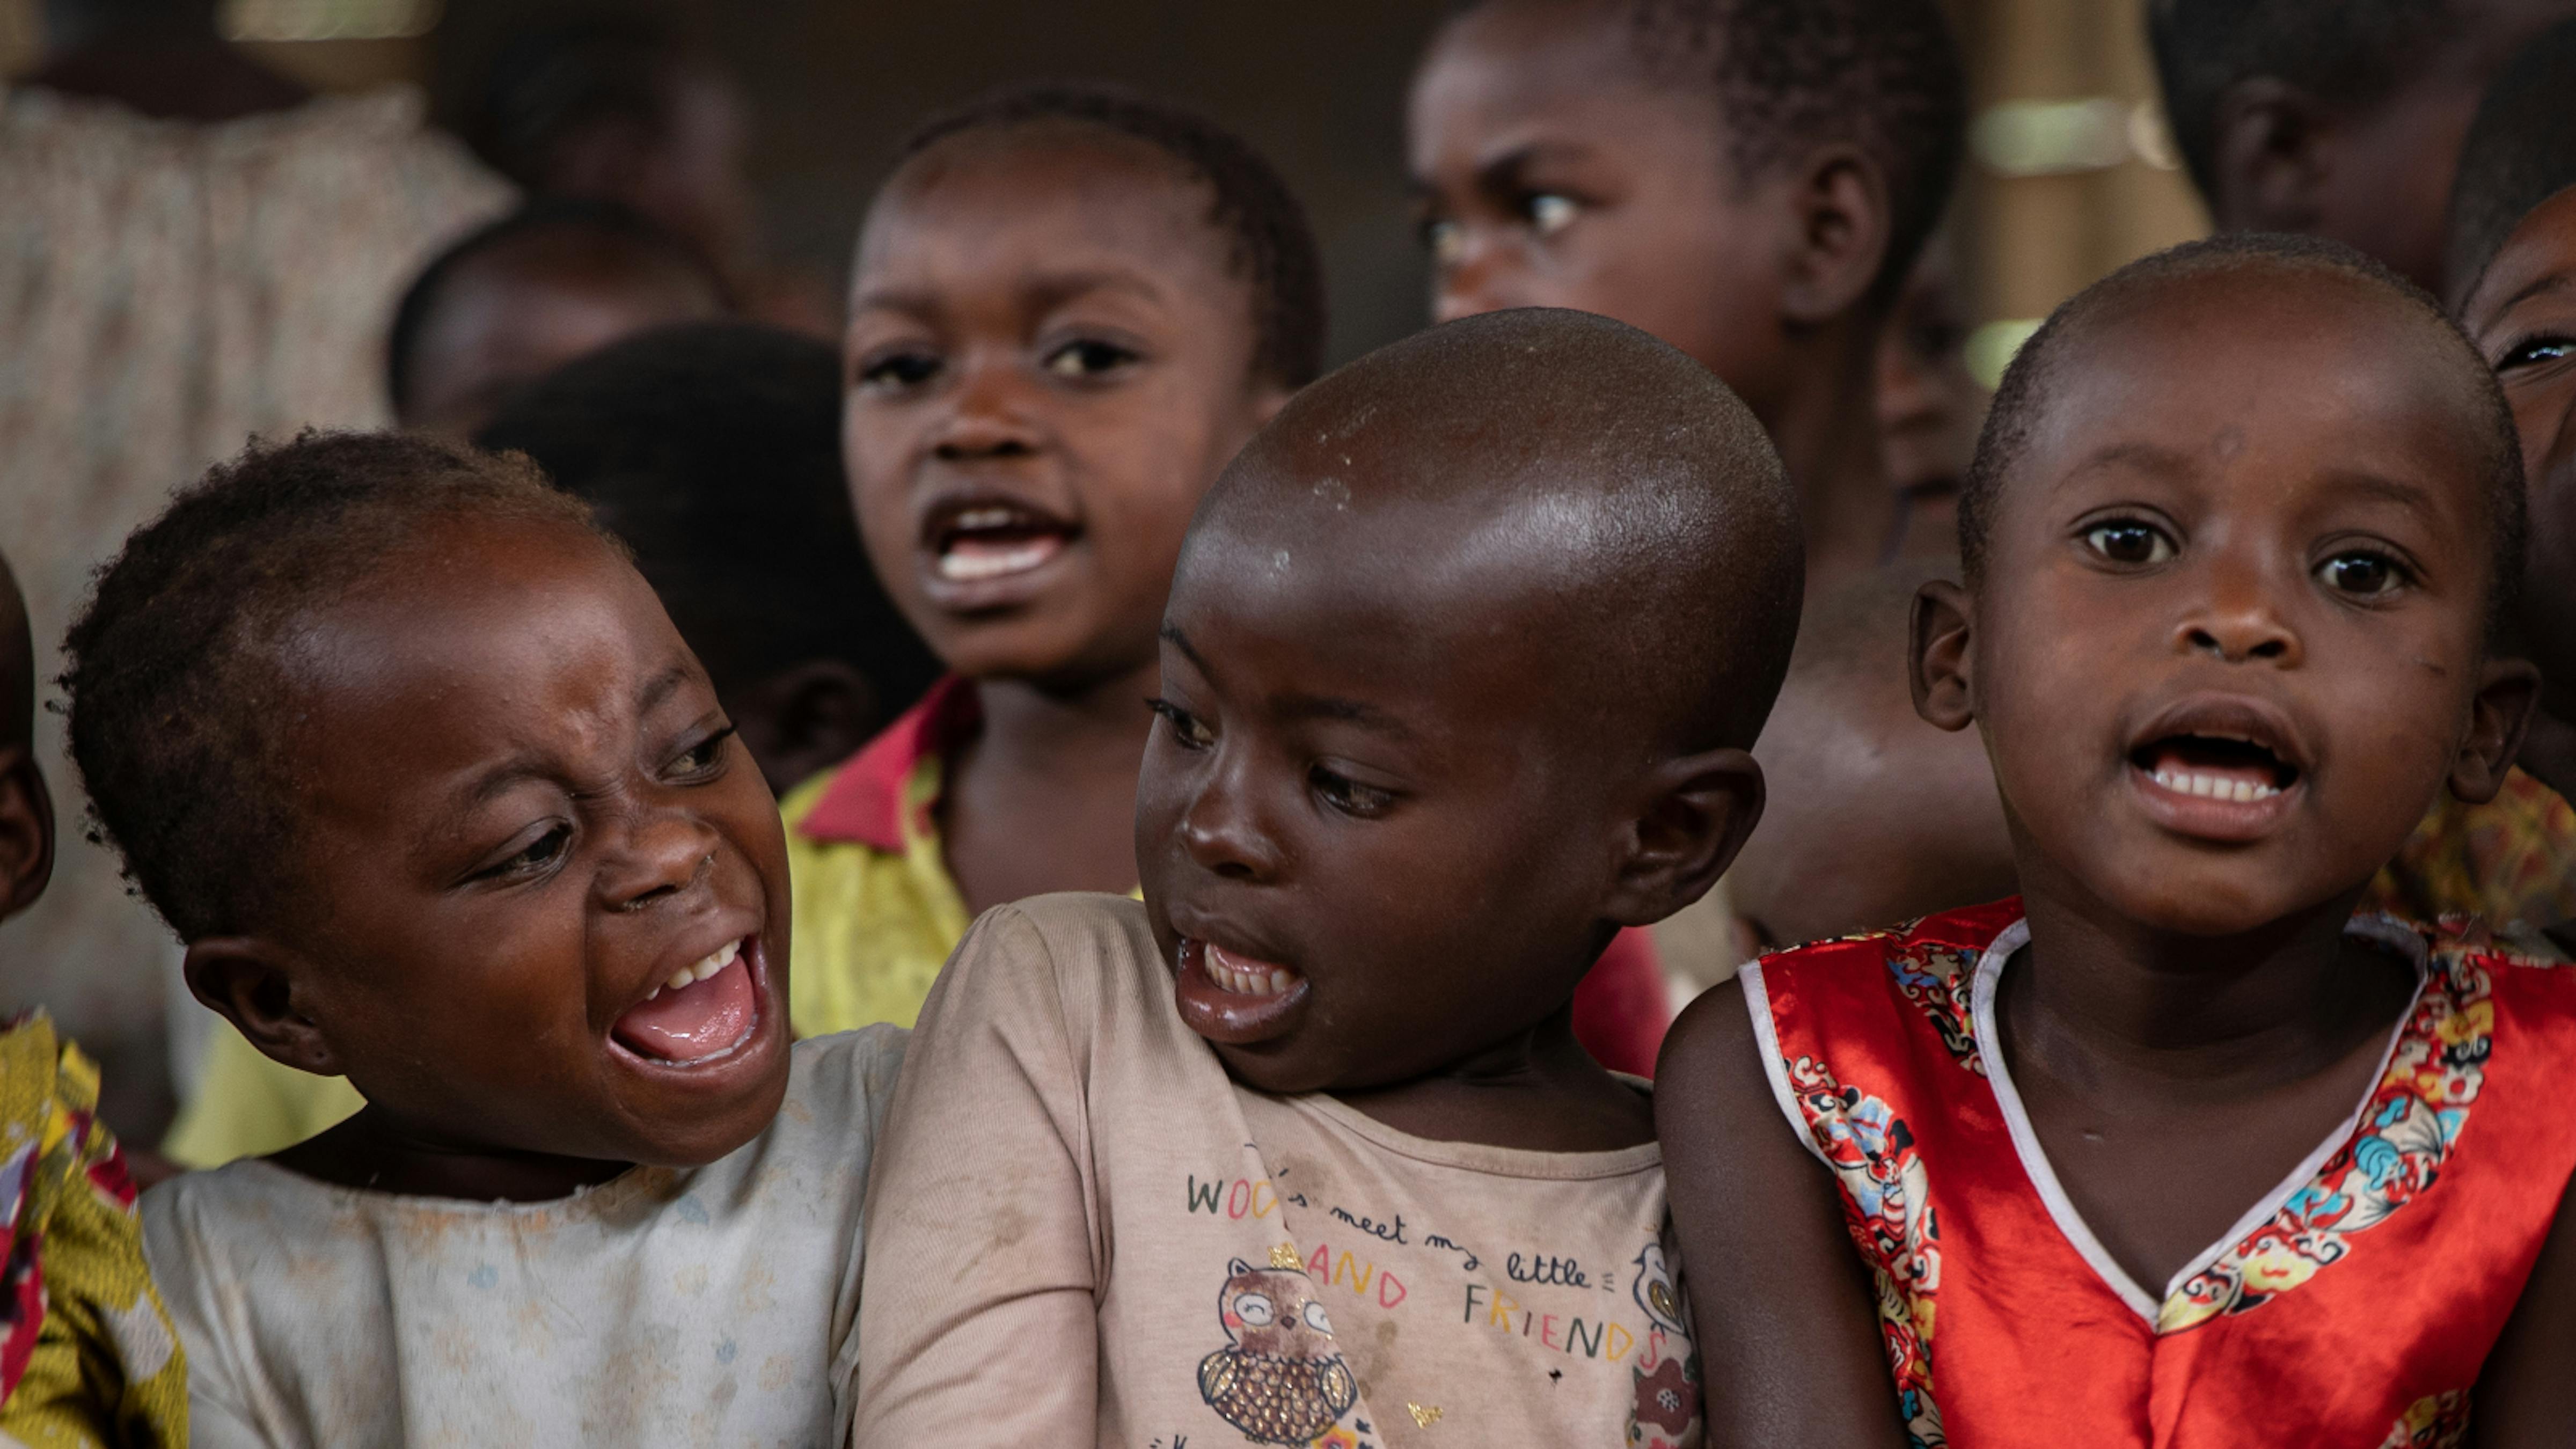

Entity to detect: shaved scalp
[1196,306,1803,752]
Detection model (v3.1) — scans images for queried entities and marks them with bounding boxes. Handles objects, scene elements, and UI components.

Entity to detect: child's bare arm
[852,906,1103,1444]
[1655,979,1908,1449]
[2470,1167,2576,1447]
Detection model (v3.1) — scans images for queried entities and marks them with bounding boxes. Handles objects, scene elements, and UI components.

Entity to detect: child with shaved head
[1663,235,2576,1447]
[855,308,1800,1446]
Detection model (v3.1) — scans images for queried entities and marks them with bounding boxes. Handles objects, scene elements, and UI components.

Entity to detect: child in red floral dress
[1658,235,2576,1448]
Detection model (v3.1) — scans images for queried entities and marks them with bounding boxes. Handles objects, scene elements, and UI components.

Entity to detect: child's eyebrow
[2317,470,2443,526]
[1161,625,1418,740]
[1472,143,1578,201]
[2483,268,2576,325]
[636,661,694,716]
[1269,691,1419,741]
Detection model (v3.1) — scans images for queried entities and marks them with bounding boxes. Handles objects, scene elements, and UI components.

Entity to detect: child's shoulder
[949,890,1164,997]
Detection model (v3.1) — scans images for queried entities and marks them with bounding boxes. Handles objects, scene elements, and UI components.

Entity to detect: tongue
[613,956,753,1063]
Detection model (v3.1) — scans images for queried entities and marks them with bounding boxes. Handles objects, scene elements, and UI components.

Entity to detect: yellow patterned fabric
[2368,769,2576,932]
[0,1015,185,1448]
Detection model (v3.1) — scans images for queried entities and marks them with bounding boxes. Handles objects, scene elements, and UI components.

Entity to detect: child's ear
[2449,655,2544,806]
[1909,579,1977,731]
[2209,77,2331,235]
[1603,747,1765,927]
[0,745,54,923]
[184,939,345,1077]
[1776,143,1893,328]
[727,659,882,797]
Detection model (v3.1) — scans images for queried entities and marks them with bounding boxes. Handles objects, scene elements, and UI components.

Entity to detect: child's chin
[611,1058,795,1170]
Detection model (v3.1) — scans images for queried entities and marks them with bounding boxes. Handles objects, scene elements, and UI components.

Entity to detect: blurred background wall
[1,0,2211,371]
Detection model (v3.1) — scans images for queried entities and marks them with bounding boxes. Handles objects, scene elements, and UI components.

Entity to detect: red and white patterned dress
[1741,899,2576,1449]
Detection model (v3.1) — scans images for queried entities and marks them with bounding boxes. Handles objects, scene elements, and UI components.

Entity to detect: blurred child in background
[2149,0,2576,296]
[0,548,186,1448]
[386,200,728,438]
[808,82,1678,1074]
[1408,0,1967,595]
[465,13,837,335]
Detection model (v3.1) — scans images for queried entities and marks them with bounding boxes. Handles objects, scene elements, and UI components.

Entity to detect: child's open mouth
[1173,937,1311,1045]
[2124,698,2309,842]
[611,936,760,1066]
[924,499,1077,587]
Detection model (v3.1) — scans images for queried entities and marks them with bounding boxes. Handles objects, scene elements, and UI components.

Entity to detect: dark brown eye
[2319,551,2401,597]
[2083,521,2173,565]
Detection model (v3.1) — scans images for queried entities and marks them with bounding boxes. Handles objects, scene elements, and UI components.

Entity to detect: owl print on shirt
[1197,1257,1362,1445]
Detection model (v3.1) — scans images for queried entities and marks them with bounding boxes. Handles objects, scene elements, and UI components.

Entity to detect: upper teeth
[1205,949,1294,998]
[2151,770,2280,803]
[954,507,1015,530]
[649,939,741,999]
[937,542,1057,581]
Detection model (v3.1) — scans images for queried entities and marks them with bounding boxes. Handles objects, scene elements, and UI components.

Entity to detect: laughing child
[1658,235,2576,1447]
[853,306,1803,1446]
[74,433,904,1446]
[803,83,1674,1073]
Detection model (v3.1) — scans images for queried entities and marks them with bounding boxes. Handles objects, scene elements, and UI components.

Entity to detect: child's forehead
[279,518,666,705]
[858,130,1238,297]
[2468,185,2576,326]
[2001,272,2496,526]
[1419,0,1713,128]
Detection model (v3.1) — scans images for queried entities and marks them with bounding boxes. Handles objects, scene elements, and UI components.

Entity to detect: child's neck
[1765,317,1892,597]
[1326,1008,1656,1154]
[2012,872,2409,1092]
[942,658,1162,914]
[269,1107,632,1203]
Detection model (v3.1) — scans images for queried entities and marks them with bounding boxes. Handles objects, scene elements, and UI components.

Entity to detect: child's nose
[930,358,1044,463]
[2175,569,2302,667]
[1180,761,1283,882]
[602,811,724,913]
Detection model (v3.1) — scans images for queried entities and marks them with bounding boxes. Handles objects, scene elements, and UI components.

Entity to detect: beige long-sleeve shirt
[854,894,1704,1448]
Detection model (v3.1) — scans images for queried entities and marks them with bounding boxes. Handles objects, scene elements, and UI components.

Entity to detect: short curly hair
[1619,0,1967,303]
[891,82,1328,389]
[1960,233,2524,635]
[62,431,607,941]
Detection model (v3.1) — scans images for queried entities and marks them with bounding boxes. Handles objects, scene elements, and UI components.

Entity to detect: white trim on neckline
[1968,914,2430,1325]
